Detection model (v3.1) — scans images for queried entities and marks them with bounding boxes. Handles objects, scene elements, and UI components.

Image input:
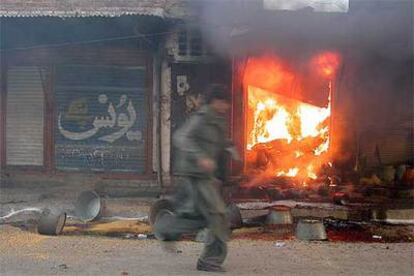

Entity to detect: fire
[277,168,299,177]
[307,165,318,180]
[244,53,341,184]
[248,88,330,147]
[311,51,341,79]
[248,96,292,148]
[247,86,331,180]
[243,55,295,96]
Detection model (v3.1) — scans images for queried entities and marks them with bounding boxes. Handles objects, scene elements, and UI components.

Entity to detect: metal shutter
[6,66,45,166]
[54,64,148,173]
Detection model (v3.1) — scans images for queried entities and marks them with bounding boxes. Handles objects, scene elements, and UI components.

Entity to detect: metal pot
[227,203,243,229]
[75,190,104,222]
[265,206,293,225]
[295,219,327,241]
[149,198,175,226]
[37,209,66,235]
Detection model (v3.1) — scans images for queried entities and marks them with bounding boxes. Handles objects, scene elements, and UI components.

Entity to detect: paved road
[1,225,413,276]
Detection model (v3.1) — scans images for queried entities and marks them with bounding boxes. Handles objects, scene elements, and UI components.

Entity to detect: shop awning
[0,0,167,18]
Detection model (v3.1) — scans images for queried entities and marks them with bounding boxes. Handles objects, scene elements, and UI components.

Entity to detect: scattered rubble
[274,241,286,248]
[63,220,152,237]
[58,264,68,270]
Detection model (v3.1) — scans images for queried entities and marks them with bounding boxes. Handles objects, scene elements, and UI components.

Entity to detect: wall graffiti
[58,94,142,143]
[56,145,133,171]
[54,65,147,173]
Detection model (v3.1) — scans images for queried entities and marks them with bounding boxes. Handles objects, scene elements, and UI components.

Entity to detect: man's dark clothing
[154,105,230,268]
[172,105,229,178]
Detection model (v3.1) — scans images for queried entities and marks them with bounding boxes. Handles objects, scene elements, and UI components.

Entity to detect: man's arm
[173,114,215,172]
[224,139,241,161]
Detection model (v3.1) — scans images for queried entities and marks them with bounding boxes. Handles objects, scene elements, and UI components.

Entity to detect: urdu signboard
[54,65,148,173]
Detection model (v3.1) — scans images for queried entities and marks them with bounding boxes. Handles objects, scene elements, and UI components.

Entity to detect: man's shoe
[197,260,225,273]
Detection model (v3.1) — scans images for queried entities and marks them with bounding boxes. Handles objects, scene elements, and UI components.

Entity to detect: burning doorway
[233,52,342,188]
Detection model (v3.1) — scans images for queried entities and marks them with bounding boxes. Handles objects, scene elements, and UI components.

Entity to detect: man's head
[206,85,231,115]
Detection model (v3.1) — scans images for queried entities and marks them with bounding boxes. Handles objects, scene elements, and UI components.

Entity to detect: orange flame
[243,55,295,95]
[244,53,340,184]
[311,51,341,79]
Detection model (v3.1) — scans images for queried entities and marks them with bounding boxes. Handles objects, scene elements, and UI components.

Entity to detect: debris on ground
[63,220,151,237]
[324,218,414,242]
[0,225,48,250]
[125,233,148,240]
[274,241,286,248]
[58,264,68,270]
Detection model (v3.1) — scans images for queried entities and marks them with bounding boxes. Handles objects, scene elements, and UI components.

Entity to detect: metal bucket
[266,206,293,225]
[227,203,242,229]
[149,199,175,226]
[75,191,104,222]
[38,209,66,235]
[295,219,327,241]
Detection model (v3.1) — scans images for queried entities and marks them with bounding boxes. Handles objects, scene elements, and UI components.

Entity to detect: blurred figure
[154,85,237,272]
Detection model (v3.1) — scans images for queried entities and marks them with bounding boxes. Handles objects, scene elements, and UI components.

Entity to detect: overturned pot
[295,219,327,241]
[75,190,105,222]
[149,198,175,226]
[266,206,293,225]
[38,209,66,236]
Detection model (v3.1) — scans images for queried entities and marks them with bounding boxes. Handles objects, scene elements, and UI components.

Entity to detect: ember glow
[244,53,340,184]
[311,51,341,79]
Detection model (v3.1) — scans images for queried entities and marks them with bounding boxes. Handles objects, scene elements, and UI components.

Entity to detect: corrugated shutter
[6,66,45,166]
[54,64,148,173]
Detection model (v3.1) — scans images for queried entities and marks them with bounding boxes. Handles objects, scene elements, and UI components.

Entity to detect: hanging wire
[0,20,234,52]
[0,3,351,53]
[0,30,176,52]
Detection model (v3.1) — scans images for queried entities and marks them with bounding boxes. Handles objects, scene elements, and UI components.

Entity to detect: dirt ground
[0,224,413,276]
[1,185,413,275]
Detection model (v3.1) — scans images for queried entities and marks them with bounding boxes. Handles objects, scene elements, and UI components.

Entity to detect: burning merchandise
[239,52,342,191]
[229,51,411,206]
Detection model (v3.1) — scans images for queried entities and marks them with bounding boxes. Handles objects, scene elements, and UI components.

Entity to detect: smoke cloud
[196,0,413,165]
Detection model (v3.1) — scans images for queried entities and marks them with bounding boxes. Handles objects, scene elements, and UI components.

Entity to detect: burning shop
[203,1,414,204]
[229,53,344,202]
[235,52,339,187]
[216,8,349,203]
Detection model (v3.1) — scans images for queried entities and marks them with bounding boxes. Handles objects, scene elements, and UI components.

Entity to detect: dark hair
[206,84,231,103]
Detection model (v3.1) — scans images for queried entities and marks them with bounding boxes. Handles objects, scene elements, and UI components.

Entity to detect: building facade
[1,0,412,195]
[0,1,182,194]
